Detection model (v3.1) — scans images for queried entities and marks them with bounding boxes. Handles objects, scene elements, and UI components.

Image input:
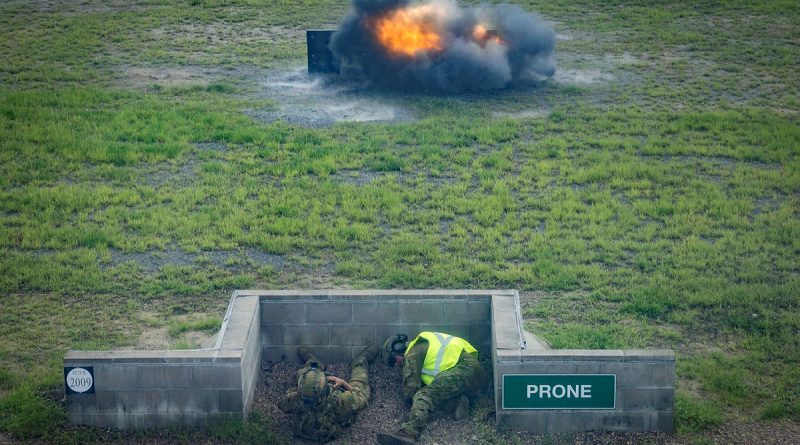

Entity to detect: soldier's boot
[297,346,313,362]
[297,347,325,369]
[454,394,470,421]
[355,346,380,364]
[376,429,416,445]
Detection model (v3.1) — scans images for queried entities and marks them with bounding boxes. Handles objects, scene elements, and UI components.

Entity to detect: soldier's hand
[326,375,353,391]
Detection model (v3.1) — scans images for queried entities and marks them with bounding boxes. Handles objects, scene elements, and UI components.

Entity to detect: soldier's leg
[295,348,326,383]
[298,346,326,369]
[399,353,486,438]
[348,351,371,399]
[348,346,379,399]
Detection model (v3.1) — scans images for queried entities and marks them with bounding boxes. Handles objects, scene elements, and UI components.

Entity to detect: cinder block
[284,325,329,345]
[220,325,251,350]
[496,411,547,433]
[353,302,398,322]
[307,302,353,323]
[444,302,490,323]
[468,301,491,321]
[262,346,294,362]
[607,362,675,389]
[375,324,417,344]
[68,412,93,426]
[597,411,648,431]
[218,389,244,412]
[469,324,492,347]
[398,301,444,323]
[491,294,517,314]
[243,322,260,357]
[67,391,117,413]
[442,302,470,323]
[140,412,189,429]
[116,390,169,413]
[329,289,376,299]
[572,350,625,361]
[138,366,193,389]
[93,365,139,391]
[330,325,375,346]
[214,349,242,363]
[419,324,469,340]
[546,410,598,433]
[496,361,580,376]
[493,316,521,349]
[572,361,619,374]
[648,410,675,432]
[167,389,216,413]
[262,302,306,324]
[523,350,578,361]
[192,366,242,389]
[64,350,116,363]
[92,412,128,429]
[618,388,674,411]
[312,346,356,364]
[623,349,675,361]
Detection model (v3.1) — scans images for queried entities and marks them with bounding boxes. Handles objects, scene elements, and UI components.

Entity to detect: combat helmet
[381,334,408,367]
[297,363,329,409]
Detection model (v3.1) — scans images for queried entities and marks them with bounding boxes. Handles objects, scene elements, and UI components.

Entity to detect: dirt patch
[491,109,549,120]
[248,67,415,127]
[128,312,217,350]
[118,65,221,89]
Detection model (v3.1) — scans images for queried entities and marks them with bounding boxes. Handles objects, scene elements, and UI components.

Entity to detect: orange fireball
[472,24,503,45]
[372,5,445,57]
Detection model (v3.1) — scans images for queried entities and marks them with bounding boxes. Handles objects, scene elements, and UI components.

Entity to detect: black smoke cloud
[329,0,556,93]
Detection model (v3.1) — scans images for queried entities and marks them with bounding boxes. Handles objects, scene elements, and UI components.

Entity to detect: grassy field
[0,0,798,443]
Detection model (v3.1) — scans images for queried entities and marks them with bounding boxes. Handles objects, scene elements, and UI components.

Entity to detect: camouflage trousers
[348,352,371,402]
[400,352,486,438]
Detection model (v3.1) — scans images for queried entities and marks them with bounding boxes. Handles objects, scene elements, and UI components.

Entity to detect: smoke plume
[330,0,556,93]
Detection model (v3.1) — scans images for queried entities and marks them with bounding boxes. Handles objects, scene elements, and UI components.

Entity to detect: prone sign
[503,374,616,409]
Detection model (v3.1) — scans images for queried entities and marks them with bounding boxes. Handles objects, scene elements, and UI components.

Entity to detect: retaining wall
[491,294,675,433]
[63,294,260,429]
[64,290,675,433]
[252,289,497,364]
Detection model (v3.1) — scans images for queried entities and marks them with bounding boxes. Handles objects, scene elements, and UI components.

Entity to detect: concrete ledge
[64,292,260,429]
[66,289,673,433]
[492,294,675,433]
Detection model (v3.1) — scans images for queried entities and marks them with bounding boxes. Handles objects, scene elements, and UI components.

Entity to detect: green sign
[502,374,616,410]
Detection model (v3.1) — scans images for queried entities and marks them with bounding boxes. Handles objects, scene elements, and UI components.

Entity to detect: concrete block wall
[491,294,675,433]
[245,289,505,364]
[64,294,260,429]
[66,289,674,433]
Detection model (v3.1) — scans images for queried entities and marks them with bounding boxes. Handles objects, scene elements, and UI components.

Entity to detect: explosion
[372,4,445,57]
[330,0,555,92]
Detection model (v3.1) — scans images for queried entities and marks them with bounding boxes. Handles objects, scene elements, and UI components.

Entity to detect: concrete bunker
[64,290,674,433]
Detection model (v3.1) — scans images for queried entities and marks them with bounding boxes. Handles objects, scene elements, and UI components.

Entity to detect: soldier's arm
[330,386,369,420]
[278,387,299,414]
[402,342,427,404]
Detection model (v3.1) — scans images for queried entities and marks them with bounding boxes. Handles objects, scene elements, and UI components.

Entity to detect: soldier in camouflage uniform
[377,332,487,445]
[279,345,379,442]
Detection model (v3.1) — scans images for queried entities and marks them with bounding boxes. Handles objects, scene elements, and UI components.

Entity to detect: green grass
[168,316,222,338]
[1,0,799,442]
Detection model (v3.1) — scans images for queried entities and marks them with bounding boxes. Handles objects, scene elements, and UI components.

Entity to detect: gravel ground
[1,361,797,445]
[252,358,684,445]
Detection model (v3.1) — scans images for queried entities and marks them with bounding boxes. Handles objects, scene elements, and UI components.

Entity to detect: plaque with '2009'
[64,367,94,394]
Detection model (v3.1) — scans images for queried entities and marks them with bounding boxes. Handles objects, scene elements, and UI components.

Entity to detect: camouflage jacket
[401,340,481,404]
[401,341,428,404]
[278,380,369,442]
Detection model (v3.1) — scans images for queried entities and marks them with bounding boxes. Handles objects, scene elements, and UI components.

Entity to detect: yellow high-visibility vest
[406,332,477,385]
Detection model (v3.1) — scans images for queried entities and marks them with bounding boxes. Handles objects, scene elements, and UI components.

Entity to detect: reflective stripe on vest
[406,331,477,385]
